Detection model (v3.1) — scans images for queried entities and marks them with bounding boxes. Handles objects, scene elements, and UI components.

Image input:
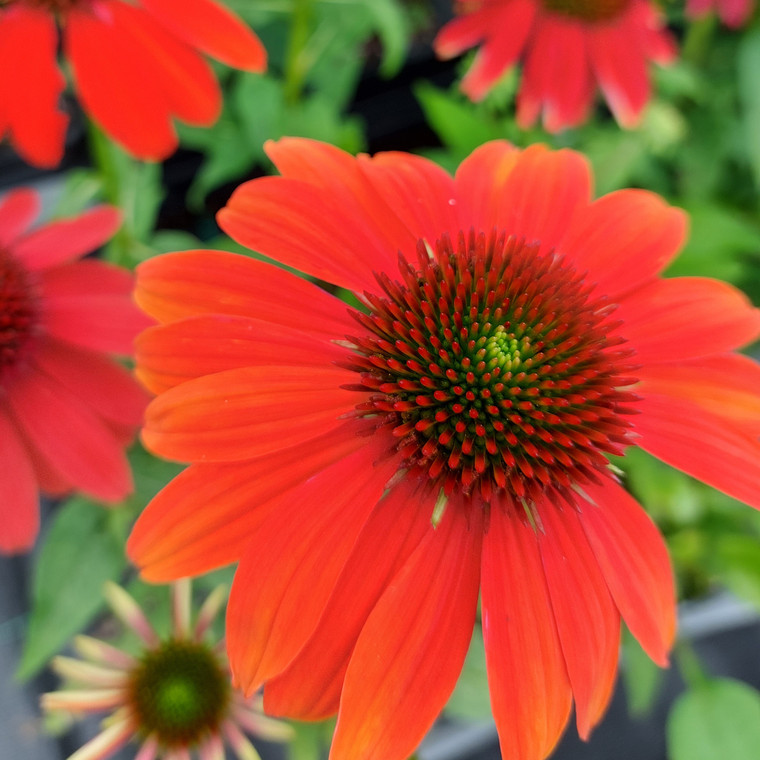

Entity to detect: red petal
[459,0,536,102]
[136,314,346,394]
[518,16,594,132]
[5,366,132,502]
[32,337,148,429]
[135,250,354,336]
[635,392,760,511]
[0,408,39,553]
[560,189,687,298]
[495,144,592,254]
[0,6,66,168]
[433,3,496,58]
[226,435,399,694]
[142,365,354,463]
[587,11,651,127]
[127,420,371,580]
[264,477,433,720]
[481,500,572,760]
[65,4,178,160]
[140,0,266,71]
[218,176,388,292]
[536,498,620,739]
[105,0,221,126]
[13,206,121,271]
[0,188,40,247]
[577,479,676,666]
[329,498,483,760]
[454,142,521,234]
[617,277,760,362]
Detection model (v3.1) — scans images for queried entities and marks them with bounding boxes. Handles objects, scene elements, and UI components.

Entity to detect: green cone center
[128,639,231,748]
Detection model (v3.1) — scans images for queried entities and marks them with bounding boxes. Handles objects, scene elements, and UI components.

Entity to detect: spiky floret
[541,0,631,22]
[0,250,37,375]
[343,230,640,507]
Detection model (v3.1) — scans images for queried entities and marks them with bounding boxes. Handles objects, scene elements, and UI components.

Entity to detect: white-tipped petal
[103,582,159,647]
[67,713,133,760]
[42,688,126,713]
[172,579,192,639]
[51,657,129,688]
[134,735,160,760]
[224,720,262,760]
[74,635,135,669]
[199,734,225,760]
[231,702,294,742]
[194,585,227,641]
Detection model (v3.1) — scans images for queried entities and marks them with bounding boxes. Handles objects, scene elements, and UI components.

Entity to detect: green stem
[682,15,716,66]
[283,0,313,104]
[675,639,710,690]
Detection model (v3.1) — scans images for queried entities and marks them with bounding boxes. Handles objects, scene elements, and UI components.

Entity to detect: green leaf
[446,624,492,720]
[359,0,409,77]
[737,29,760,192]
[621,627,664,717]
[667,679,760,760]
[713,533,760,610]
[149,230,204,255]
[51,169,104,219]
[17,498,129,680]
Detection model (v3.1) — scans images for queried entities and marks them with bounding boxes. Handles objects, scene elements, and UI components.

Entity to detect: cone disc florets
[541,0,631,22]
[0,250,37,378]
[128,639,231,748]
[344,230,640,507]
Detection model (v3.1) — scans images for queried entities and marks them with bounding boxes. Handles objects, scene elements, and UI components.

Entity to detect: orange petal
[560,189,687,299]
[136,314,345,394]
[218,176,388,292]
[577,479,676,666]
[481,500,572,760]
[0,408,39,553]
[135,250,354,336]
[618,277,760,362]
[140,0,266,72]
[264,477,433,720]
[226,434,399,694]
[536,498,620,739]
[637,354,760,432]
[65,5,177,160]
[329,498,483,760]
[142,365,354,463]
[635,392,760,511]
[0,6,67,168]
[127,420,371,580]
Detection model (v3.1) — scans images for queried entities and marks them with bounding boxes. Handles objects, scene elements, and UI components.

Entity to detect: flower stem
[682,15,716,66]
[283,0,313,104]
[675,639,709,690]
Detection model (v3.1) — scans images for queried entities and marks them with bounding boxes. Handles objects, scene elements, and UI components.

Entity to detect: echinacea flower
[686,0,752,27]
[0,0,266,168]
[43,580,293,760]
[434,0,676,131]
[128,138,760,760]
[0,188,149,553]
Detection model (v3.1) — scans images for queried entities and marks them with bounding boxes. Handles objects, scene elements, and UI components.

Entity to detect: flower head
[685,0,753,27]
[0,188,149,554]
[128,138,760,760]
[42,580,293,760]
[434,0,676,131]
[0,0,266,167]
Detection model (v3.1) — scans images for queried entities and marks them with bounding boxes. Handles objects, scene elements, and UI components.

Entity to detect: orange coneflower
[0,187,149,553]
[0,0,266,168]
[434,0,676,131]
[129,139,760,760]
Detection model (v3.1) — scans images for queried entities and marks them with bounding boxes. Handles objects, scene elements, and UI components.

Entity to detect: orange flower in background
[434,0,676,131]
[129,138,760,760]
[0,0,266,168]
[686,0,753,26]
[0,188,149,553]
